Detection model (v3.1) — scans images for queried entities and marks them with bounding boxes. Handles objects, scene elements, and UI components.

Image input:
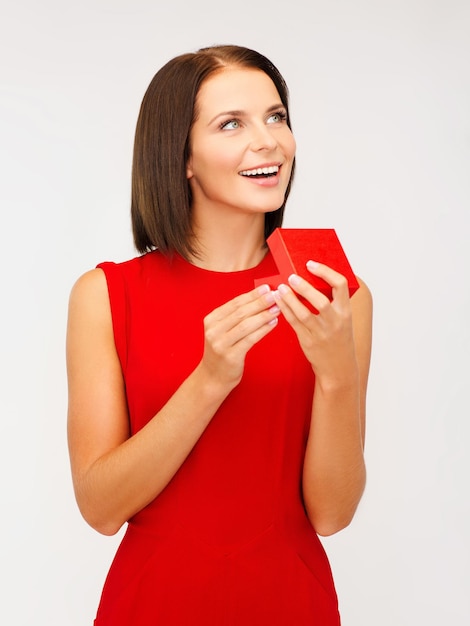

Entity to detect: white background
[1,0,469,624]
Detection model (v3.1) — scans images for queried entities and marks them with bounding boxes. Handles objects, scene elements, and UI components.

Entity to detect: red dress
[94,250,340,625]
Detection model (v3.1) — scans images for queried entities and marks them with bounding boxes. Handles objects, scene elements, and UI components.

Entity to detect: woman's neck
[189,212,267,272]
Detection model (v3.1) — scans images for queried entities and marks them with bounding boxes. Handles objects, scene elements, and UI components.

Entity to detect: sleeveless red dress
[94,250,340,625]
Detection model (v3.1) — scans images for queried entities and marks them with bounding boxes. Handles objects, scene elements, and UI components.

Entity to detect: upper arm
[350,276,373,443]
[66,268,130,487]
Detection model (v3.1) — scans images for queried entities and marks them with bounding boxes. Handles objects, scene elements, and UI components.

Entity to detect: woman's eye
[267,111,287,124]
[221,119,240,130]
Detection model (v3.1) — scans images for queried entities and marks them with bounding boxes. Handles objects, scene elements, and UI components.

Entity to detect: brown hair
[131,44,295,259]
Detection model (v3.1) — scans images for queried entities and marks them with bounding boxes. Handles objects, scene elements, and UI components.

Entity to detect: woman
[67,45,373,625]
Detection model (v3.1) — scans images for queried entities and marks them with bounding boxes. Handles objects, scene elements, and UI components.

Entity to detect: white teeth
[240,165,279,176]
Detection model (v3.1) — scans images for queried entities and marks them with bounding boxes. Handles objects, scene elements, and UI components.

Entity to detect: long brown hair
[131,45,295,259]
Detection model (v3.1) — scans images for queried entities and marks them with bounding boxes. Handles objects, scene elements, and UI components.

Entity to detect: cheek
[197,147,240,179]
[285,132,296,159]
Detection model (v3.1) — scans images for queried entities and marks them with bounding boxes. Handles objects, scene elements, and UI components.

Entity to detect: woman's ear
[186,158,193,179]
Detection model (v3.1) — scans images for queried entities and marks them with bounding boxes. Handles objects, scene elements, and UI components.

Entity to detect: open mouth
[239,165,280,178]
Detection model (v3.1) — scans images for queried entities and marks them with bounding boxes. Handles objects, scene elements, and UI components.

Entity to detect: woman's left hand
[273,260,358,386]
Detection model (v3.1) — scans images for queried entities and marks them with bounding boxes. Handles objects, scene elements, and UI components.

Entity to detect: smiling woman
[66,44,372,626]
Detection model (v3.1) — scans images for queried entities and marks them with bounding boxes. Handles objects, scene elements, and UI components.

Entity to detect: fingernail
[268,304,281,314]
[278,283,289,295]
[264,291,276,305]
[257,284,270,295]
[307,260,319,269]
[288,274,301,286]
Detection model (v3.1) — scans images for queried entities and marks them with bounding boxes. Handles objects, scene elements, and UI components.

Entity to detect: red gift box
[255,228,360,300]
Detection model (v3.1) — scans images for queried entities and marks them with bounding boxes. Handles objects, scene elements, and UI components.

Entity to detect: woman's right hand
[199,284,280,391]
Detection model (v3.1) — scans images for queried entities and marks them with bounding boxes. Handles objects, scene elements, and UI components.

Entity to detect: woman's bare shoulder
[69,267,107,298]
[68,268,110,318]
[352,275,373,311]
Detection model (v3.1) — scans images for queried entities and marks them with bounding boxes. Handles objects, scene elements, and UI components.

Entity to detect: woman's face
[187,67,296,221]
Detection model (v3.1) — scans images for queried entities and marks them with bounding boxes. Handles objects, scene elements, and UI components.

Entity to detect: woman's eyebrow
[208,110,244,125]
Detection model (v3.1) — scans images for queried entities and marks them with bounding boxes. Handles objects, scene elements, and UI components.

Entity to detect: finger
[305,260,351,306]
[205,284,280,352]
[273,284,318,330]
[207,284,277,331]
[205,306,279,370]
[231,312,279,354]
[284,273,331,315]
[224,304,280,347]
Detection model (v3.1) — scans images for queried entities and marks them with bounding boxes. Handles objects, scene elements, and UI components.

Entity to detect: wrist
[192,361,236,404]
[314,369,360,396]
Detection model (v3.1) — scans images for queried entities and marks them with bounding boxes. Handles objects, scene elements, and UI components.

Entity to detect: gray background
[1,0,469,624]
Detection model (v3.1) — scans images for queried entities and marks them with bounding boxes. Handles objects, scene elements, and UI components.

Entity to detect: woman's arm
[273,264,373,536]
[67,268,280,536]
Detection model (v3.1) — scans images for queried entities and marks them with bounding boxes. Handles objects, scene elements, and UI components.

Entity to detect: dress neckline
[172,249,273,277]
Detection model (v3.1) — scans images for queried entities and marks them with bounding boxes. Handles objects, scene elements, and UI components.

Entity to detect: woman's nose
[249,123,277,151]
